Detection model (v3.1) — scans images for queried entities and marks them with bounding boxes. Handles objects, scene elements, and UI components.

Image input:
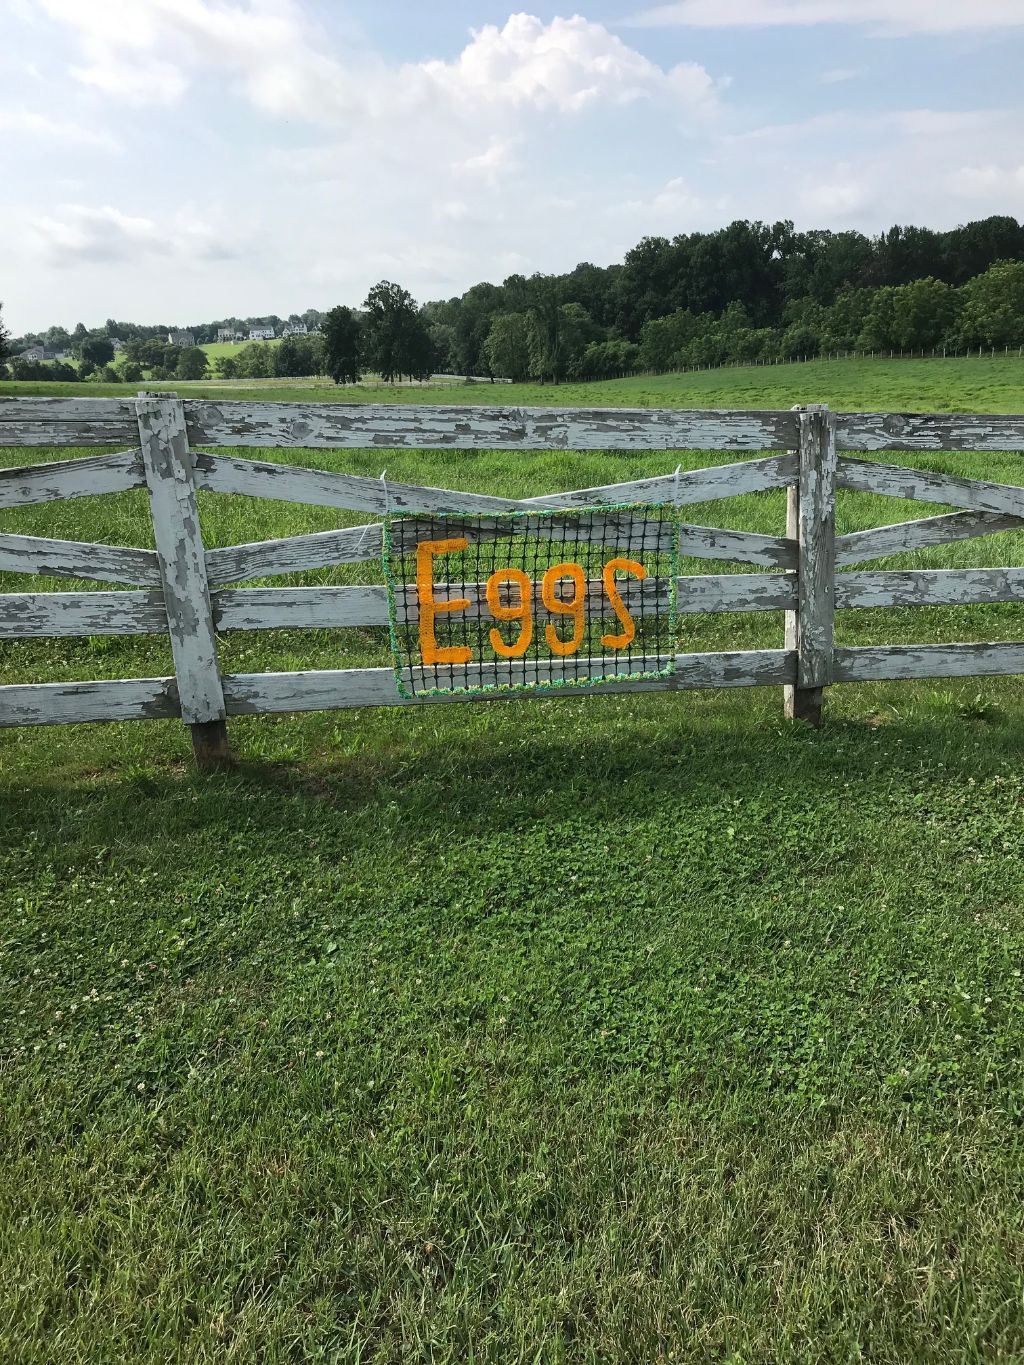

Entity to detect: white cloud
[456,137,522,183]
[433,200,472,222]
[71,55,190,106]
[946,164,1024,210]
[627,0,1024,34]
[612,176,727,232]
[33,203,243,267]
[800,176,872,219]
[0,108,120,150]
[37,0,358,118]
[818,67,861,84]
[726,107,1005,147]
[419,14,718,113]
[37,3,718,123]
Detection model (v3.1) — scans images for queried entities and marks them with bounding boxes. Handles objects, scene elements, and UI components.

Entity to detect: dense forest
[5,215,1024,384]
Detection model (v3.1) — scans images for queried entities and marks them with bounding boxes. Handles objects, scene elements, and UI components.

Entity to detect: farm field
[4,368,1024,1358]
[4,350,1024,412]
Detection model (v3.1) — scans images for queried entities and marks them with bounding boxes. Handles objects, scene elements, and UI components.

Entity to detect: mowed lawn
[3,367,1024,1360]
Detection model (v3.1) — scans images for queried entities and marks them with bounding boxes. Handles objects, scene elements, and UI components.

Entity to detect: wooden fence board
[185,401,800,452]
[0,397,139,447]
[0,533,161,586]
[4,400,1022,456]
[213,585,387,631]
[679,525,796,569]
[0,677,179,726]
[194,451,796,513]
[0,451,145,509]
[796,410,837,688]
[836,567,1024,609]
[522,459,797,508]
[212,573,796,632]
[195,454,534,516]
[835,510,1024,566]
[678,572,796,613]
[205,524,383,586]
[837,458,1024,515]
[221,648,795,713]
[837,413,1024,453]
[0,590,167,638]
[833,642,1024,682]
[205,517,792,588]
[137,398,226,728]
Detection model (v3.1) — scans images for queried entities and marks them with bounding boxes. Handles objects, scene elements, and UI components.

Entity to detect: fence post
[784,404,836,727]
[135,393,230,770]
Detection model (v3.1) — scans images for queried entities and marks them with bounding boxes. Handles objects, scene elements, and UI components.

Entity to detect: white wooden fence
[2,394,1024,767]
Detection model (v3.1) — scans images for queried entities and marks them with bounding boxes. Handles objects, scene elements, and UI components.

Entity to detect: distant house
[216,328,242,343]
[249,326,276,341]
[280,321,308,337]
[167,330,195,347]
[111,338,126,353]
[18,345,64,362]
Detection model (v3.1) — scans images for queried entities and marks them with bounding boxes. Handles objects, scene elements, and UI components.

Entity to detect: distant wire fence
[564,344,1024,387]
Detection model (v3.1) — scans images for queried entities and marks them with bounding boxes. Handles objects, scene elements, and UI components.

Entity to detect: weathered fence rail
[1,394,1023,767]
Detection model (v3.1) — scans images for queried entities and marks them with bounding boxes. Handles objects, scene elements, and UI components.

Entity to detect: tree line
[418,216,1024,381]
[4,214,1024,386]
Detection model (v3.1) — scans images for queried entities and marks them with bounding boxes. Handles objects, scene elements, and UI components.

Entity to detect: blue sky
[3,0,1024,333]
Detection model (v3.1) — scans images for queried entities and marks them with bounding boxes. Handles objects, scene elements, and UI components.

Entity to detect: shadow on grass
[5,694,1024,865]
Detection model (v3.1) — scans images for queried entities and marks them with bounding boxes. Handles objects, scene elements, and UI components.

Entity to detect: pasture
[3,362,1024,1360]
[4,349,1024,412]
[199,339,280,362]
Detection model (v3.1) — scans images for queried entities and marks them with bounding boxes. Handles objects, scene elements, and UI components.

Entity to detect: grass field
[4,350,1024,412]
[199,339,280,362]
[3,359,1024,1359]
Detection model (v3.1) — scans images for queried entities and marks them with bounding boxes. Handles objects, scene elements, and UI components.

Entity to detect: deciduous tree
[484,312,532,381]
[362,283,432,382]
[176,347,209,380]
[80,336,114,367]
[322,305,361,384]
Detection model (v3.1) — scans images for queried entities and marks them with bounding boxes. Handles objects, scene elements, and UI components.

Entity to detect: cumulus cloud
[37,3,719,123]
[627,0,1024,34]
[33,203,242,267]
[419,14,718,113]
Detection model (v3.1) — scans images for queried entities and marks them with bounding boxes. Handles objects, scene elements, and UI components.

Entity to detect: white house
[280,321,308,337]
[249,326,276,341]
[216,328,242,342]
[17,345,66,362]
[168,330,195,347]
[111,339,126,353]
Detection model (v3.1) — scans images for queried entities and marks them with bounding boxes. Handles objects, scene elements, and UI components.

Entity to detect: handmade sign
[382,507,679,698]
